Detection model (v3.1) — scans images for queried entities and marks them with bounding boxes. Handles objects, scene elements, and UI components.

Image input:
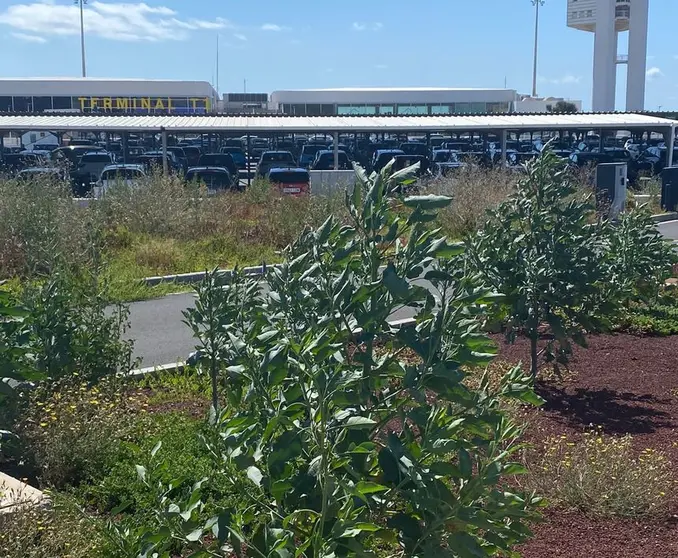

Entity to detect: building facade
[567,0,649,111]
[267,88,518,116]
[0,78,218,114]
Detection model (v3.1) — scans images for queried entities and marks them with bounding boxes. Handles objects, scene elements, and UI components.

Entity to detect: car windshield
[81,154,112,163]
[187,171,231,187]
[102,168,143,180]
[269,170,309,184]
[301,146,323,156]
[263,152,293,162]
[433,151,451,162]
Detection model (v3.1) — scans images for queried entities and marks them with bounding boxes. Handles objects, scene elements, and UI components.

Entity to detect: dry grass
[520,428,673,518]
[426,165,519,239]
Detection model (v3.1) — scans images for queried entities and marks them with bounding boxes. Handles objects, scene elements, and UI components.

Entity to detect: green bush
[467,147,614,376]
[135,163,544,557]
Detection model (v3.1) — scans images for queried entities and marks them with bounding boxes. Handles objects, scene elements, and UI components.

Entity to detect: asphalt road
[127,221,678,368]
[658,219,678,241]
[127,281,425,368]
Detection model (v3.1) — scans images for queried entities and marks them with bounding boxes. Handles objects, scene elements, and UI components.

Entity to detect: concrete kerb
[0,472,51,516]
[126,316,418,379]
[651,212,678,224]
[143,263,281,287]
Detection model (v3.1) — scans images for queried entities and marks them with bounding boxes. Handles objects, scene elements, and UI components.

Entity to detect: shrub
[523,430,672,518]
[467,148,614,376]
[135,163,544,557]
[605,207,676,303]
[0,494,108,558]
[17,378,133,488]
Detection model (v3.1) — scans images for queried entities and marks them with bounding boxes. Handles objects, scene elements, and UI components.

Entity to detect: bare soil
[493,333,678,558]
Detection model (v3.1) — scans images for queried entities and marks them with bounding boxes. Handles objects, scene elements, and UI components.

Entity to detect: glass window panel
[397,105,428,115]
[431,105,450,115]
[379,105,394,115]
[470,103,486,114]
[13,97,30,112]
[454,103,471,114]
[32,96,52,112]
[52,96,72,110]
[0,97,13,111]
[306,104,322,116]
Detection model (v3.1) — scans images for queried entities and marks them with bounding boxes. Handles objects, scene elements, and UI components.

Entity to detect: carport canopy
[1,111,676,167]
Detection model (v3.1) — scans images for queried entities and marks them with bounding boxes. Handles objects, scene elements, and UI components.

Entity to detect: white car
[94,164,146,198]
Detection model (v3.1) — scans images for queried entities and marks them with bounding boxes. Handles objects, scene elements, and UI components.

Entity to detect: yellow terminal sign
[77,97,211,112]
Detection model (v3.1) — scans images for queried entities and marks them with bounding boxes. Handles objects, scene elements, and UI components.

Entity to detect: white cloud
[11,31,46,43]
[352,22,383,32]
[0,1,231,42]
[647,66,663,80]
[261,23,288,32]
[234,33,247,41]
[538,74,582,85]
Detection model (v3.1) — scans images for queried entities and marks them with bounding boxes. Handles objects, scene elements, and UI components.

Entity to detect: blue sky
[0,0,676,111]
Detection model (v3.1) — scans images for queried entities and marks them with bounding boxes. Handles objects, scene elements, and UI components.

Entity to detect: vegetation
[467,148,614,376]
[467,148,676,376]
[116,162,545,557]
[522,429,672,518]
[551,101,579,114]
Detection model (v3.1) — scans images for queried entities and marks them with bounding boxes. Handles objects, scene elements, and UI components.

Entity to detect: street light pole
[75,0,87,77]
[532,0,545,98]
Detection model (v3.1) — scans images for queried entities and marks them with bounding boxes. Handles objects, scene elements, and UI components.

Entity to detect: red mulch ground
[492,333,678,558]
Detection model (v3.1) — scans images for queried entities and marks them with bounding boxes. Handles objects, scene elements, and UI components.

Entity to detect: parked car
[18,167,68,181]
[267,167,310,195]
[2,151,49,173]
[94,164,146,198]
[137,153,175,173]
[220,147,247,168]
[51,145,105,168]
[299,144,326,168]
[181,146,202,167]
[310,150,351,171]
[392,154,431,177]
[257,151,296,177]
[166,147,189,173]
[74,151,115,183]
[399,142,428,157]
[198,153,238,182]
[185,167,234,193]
[372,149,405,173]
[432,149,465,175]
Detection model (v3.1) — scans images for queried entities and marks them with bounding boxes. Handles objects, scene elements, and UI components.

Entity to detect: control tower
[567,0,649,111]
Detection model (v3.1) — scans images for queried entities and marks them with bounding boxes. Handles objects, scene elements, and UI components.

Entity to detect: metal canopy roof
[0,112,674,133]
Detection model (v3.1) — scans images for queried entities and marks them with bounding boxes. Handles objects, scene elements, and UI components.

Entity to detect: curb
[651,213,678,224]
[127,317,418,378]
[0,472,51,516]
[143,263,280,287]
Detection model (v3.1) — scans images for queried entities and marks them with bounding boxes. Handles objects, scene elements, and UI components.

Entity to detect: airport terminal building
[0,79,581,115]
[0,78,218,114]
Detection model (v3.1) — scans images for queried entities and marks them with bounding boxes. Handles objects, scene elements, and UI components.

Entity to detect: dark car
[51,145,105,167]
[2,152,49,173]
[136,154,175,173]
[372,149,405,173]
[299,144,326,168]
[185,167,234,193]
[220,147,247,169]
[267,167,310,196]
[198,153,238,182]
[310,150,352,171]
[166,147,189,173]
[432,150,465,175]
[257,151,296,177]
[182,146,202,167]
[222,138,243,149]
[399,142,428,157]
[392,155,430,177]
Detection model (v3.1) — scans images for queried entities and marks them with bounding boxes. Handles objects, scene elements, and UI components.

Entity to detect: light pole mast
[75,0,87,77]
[532,0,545,97]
